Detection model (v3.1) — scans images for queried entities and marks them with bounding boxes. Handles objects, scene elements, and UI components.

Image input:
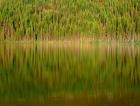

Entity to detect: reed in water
[0,0,140,40]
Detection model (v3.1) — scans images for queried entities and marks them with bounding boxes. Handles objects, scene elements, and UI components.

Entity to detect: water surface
[0,42,140,105]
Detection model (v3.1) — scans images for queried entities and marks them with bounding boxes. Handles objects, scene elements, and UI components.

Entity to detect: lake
[0,42,140,106]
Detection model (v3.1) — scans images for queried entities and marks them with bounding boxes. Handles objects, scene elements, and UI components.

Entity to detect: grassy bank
[0,0,140,40]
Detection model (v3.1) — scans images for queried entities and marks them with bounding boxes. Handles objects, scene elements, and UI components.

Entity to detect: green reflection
[0,43,140,99]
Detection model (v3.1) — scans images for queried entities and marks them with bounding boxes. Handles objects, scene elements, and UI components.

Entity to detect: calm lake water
[0,42,140,106]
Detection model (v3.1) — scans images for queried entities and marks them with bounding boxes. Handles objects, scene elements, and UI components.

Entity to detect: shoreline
[0,37,140,44]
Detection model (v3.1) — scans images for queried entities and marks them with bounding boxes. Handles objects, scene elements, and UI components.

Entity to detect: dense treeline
[0,0,140,40]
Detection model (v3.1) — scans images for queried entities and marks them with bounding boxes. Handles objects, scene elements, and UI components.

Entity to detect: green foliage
[0,0,140,40]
